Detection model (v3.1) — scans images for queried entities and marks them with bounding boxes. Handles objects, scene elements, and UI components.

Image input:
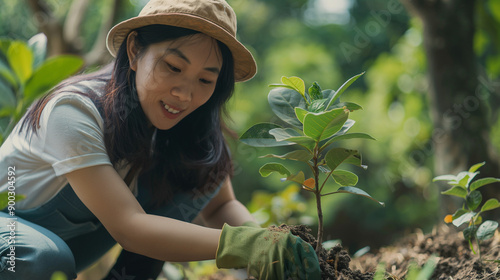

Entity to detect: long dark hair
[21,25,235,207]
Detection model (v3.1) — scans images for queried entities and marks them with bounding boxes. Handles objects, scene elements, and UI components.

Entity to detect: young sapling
[433,162,500,259]
[240,73,384,252]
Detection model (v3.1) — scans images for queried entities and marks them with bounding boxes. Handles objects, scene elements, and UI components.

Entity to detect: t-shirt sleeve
[39,93,112,176]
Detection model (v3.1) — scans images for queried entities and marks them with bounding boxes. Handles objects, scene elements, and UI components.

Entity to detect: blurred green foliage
[0,34,83,143]
[0,0,499,251]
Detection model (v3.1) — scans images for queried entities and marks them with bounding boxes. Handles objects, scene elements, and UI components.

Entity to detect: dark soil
[203,224,500,279]
[284,224,374,280]
[352,225,500,280]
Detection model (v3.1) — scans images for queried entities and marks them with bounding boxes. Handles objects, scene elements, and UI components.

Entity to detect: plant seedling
[433,162,500,259]
[240,73,384,252]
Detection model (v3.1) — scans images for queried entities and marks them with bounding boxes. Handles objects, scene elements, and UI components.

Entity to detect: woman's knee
[0,216,77,280]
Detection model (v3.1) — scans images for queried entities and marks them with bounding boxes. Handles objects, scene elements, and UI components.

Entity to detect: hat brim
[106,13,256,82]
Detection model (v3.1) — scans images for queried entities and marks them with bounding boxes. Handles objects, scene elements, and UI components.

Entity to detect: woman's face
[128,33,222,130]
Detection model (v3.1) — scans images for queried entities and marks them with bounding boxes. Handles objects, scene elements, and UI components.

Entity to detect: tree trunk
[400,0,500,213]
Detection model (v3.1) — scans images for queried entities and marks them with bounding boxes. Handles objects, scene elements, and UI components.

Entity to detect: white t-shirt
[0,80,135,210]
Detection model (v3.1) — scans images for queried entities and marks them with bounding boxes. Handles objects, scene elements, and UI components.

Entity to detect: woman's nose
[171,82,192,102]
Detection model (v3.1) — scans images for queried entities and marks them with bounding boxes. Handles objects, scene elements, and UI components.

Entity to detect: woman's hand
[216,223,321,279]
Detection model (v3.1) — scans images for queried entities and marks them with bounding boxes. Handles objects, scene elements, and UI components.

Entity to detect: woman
[0,0,320,279]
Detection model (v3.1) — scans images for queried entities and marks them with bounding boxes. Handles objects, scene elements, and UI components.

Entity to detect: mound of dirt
[352,225,500,280]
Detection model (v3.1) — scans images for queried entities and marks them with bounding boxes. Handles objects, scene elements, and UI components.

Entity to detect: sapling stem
[313,144,324,253]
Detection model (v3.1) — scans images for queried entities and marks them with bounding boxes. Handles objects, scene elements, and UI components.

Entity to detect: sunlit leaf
[441,186,467,198]
[7,41,33,84]
[468,162,485,173]
[477,220,498,241]
[281,76,305,97]
[470,177,500,192]
[25,55,83,101]
[295,107,308,123]
[259,162,291,177]
[303,108,348,141]
[481,198,500,212]
[331,170,358,186]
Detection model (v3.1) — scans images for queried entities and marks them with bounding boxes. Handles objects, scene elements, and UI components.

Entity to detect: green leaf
[468,162,485,173]
[470,177,500,192]
[261,150,313,163]
[284,171,306,185]
[308,81,322,100]
[466,190,482,211]
[331,170,358,186]
[325,148,359,171]
[303,108,348,141]
[295,107,308,124]
[481,198,500,212]
[0,80,16,108]
[441,186,467,198]
[28,33,47,69]
[240,123,294,147]
[328,101,363,112]
[433,175,457,182]
[452,208,468,220]
[450,171,478,188]
[463,225,478,241]
[7,41,33,85]
[477,220,498,241]
[308,98,328,112]
[0,39,12,55]
[268,84,294,90]
[321,133,375,149]
[325,72,364,110]
[0,58,18,89]
[329,186,384,206]
[259,162,291,177]
[24,55,83,101]
[268,87,307,128]
[268,127,302,141]
[452,212,475,227]
[281,76,306,98]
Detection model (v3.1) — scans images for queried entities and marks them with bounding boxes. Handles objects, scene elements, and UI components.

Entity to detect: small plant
[240,73,384,252]
[433,162,500,259]
[0,33,84,144]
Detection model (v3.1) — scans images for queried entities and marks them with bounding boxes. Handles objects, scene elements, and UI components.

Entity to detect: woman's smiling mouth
[160,101,183,119]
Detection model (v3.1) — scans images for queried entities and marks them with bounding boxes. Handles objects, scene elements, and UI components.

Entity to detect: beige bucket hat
[106,0,257,82]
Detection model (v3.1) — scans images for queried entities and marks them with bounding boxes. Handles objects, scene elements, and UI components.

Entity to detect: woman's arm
[199,176,257,228]
[65,165,221,262]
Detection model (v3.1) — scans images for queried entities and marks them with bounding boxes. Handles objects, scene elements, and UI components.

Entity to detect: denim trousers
[0,181,221,280]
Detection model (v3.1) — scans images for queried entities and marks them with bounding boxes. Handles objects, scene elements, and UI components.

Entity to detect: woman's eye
[166,63,181,72]
[200,78,213,85]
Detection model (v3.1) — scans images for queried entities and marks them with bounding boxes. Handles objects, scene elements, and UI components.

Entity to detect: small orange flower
[444,215,453,224]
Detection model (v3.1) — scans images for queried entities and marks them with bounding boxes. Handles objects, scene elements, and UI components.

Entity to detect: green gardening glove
[216,223,321,279]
